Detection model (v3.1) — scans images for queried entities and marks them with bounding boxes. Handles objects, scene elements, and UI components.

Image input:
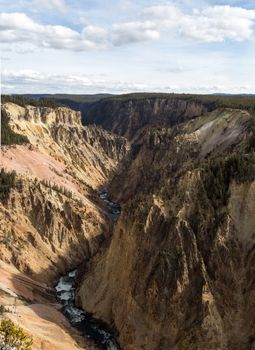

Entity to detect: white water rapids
[55,191,121,350]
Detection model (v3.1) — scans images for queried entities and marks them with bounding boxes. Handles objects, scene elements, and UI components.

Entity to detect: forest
[1,108,29,145]
[103,93,255,115]
[0,168,18,202]
[1,108,29,146]
[1,95,63,108]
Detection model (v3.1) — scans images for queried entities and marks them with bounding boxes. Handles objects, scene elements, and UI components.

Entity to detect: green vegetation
[13,93,112,104]
[0,306,9,316]
[0,319,33,350]
[103,93,255,115]
[2,94,64,108]
[37,93,112,103]
[246,121,255,153]
[1,109,29,145]
[41,179,73,199]
[0,168,18,202]
[3,93,255,114]
[202,154,254,209]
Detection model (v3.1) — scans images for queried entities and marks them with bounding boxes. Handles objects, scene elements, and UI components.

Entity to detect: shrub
[2,95,63,108]
[0,306,9,316]
[41,179,73,199]
[0,169,17,202]
[0,319,33,350]
[202,154,254,209]
[1,109,29,146]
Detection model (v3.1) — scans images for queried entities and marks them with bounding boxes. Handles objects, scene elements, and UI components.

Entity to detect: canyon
[0,101,128,350]
[1,95,255,350]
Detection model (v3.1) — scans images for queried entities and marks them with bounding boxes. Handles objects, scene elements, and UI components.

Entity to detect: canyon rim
[1,1,255,349]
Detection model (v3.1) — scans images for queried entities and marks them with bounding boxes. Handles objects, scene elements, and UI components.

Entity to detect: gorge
[1,94,255,350]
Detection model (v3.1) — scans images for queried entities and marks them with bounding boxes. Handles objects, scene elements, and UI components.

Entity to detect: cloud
[158,65,188,74]
[112,21,160,46]
[1,69,151,93]
[83,26,108,45]
[143,4,255,42]
[2,69,255,95]
[0,12,108,50]
[33,0,67,12]
[0,12,159,51]
[1,4,255,53]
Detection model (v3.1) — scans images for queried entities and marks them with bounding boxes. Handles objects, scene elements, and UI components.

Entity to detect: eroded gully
[55,191,121,350]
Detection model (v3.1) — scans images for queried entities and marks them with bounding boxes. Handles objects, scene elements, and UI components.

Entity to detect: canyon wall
[0,102,130,283]
[78,108,255,350]
[0,101,130,350]
[2,98,255,350]
[82,96,212,141]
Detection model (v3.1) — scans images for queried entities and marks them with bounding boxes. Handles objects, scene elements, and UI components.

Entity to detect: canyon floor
[1,95,255,350]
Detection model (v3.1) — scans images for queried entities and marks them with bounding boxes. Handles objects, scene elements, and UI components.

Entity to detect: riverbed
[55,191,121,350]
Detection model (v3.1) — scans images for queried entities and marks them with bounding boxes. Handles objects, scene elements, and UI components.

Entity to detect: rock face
[2,103,129,189]
[82,97,211,141]
[2,98,255,350]
[0,102,130,284]
[0,177,109,284]
[0,260,94,350]
[0,102,129,350]
[77,107,255,350]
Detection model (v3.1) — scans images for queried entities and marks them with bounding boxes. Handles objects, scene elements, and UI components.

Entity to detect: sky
[0,0,255,94]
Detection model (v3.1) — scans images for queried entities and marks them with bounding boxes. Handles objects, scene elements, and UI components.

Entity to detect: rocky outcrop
[0,102,130,284]
[2,103,129,189]
[0,175,110,285]
[0,102,129,350]
[0,261,95,350]
[2,98,255,350]
[7,104,82,126]
[77,108,255,350]
[82,96,211,141]
[0,102,130,277]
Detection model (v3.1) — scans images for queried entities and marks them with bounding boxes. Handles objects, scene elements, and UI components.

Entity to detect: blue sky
[0,0,255,94]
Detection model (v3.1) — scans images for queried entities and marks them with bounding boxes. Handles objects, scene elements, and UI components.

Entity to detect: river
[55,191,121,350]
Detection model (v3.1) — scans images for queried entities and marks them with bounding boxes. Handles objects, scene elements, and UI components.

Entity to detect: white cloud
[0,12,108,50]
[1,4,255,54]
[2,69,255,95]
[143,4,255,42]
[34,0,67,12]
[143,5,182,25]
[1,69,152,93]
[112,21,160,46]
[83,26,108,45]
[0,12,160,51]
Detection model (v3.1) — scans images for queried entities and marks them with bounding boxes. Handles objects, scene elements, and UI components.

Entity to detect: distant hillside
[22,94,113,121]
[24,93,113,103]
[101,93,255,113]
[4,93,255,136]
[2,94,64,108]
[77,93,255,140]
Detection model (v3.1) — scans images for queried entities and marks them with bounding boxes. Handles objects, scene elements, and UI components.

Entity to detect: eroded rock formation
[2,98,255,350]
[0,102,129,350]
[77,107,255,350]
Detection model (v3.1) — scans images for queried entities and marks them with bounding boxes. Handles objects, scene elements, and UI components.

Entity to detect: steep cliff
[77,108,255,350]
[2,97,255,350]
[0,101,130,350]
[82,96,212,141]
[0,103,130,279]
[0,175,110,284]
[2,103,129,189]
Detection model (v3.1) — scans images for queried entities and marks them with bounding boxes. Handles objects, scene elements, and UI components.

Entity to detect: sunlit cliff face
[77,105,255,350]
[1,97,255,350]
